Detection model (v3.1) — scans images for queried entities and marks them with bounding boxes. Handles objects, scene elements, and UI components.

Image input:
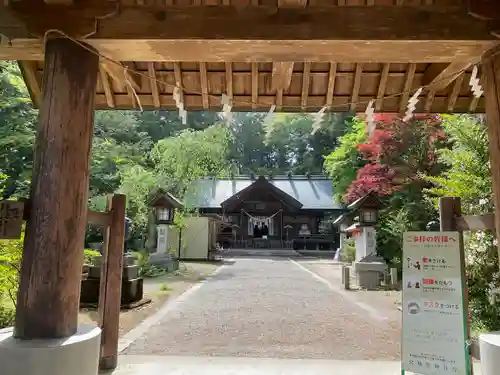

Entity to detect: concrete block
[0,324,101,375]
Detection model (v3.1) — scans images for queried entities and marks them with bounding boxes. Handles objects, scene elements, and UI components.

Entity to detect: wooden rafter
[199,62,209,109]
[399,63,416,114]
[147,62,160,108]
[18,60,41,107]
[252,62,258,110]
[325,62,337,107]
[98,66,115,108]
[225,62,233,102]
[350,63,362,111]
[423,62,473,92]
[447,73,464,111]
[375,63,390,111]
[301,62,310,110]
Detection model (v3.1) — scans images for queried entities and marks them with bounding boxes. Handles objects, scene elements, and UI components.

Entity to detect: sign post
[401,231,471,375]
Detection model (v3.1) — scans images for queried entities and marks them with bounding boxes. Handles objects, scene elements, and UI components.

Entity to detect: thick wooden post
[483,50,500,263]
[439,197,473,373]
[14,38,98,339]
[98,194,126,370]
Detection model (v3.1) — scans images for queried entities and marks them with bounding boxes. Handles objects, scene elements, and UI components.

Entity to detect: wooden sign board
[0,200,24,239]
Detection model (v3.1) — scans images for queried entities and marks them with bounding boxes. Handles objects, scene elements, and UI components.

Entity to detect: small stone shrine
[80,253,145,308]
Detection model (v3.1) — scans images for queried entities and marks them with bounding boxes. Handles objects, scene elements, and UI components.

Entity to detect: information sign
[402,231,470,375]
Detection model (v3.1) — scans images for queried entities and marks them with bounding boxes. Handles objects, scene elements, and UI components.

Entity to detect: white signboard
[402,231,469,375]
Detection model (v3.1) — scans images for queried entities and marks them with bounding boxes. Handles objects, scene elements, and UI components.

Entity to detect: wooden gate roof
[1,0,498,113]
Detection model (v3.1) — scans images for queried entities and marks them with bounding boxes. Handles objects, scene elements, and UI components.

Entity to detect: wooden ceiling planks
[21,60,481,113]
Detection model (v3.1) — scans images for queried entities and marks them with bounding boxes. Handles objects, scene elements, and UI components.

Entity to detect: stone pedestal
[0,324,100,375]
[480,331,500,375]
[353,254,387,290]
[148,252,179,272]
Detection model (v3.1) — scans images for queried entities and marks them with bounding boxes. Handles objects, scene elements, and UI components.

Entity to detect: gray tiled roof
[184,176,342,210]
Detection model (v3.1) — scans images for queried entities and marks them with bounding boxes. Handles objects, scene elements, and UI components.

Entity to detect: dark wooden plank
[14,37,98,339]
[98,194,126,371]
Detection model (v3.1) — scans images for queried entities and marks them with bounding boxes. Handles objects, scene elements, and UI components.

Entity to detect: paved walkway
[121,257,400,360]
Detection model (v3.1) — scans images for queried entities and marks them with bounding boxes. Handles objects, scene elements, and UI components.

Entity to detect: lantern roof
[148,188,184,209]
[333,191,384,226]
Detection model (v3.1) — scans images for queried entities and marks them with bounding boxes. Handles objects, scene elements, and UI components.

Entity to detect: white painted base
[0,324,101,375]
[480,331,500,375]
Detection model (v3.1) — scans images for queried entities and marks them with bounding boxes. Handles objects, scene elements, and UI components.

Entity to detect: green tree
[426,114,500,332]
[0,62,37,199]
[323,118,367,201]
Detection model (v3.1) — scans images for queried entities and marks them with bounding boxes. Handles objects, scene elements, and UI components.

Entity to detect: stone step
[114,355,482,375]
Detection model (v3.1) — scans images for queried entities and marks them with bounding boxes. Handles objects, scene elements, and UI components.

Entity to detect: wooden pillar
[14,38,98,339]
[99,194,126,370]
[439,197,473,372]
[483,50,500,262]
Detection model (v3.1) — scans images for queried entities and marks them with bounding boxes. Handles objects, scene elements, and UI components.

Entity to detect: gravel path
[123,257,400,360]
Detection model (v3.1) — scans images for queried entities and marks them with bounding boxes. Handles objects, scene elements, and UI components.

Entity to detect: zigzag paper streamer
[403,87,423,122]
[469,65,483,99]
[365,99,375,137]
[311,105,328,135]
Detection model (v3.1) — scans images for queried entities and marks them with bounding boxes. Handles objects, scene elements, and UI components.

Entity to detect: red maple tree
[344,115,446,203]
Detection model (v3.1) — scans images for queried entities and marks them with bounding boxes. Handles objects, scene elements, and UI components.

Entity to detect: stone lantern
[148,189,183,269]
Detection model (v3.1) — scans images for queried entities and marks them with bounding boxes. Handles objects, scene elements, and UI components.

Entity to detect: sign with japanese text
[0,200,24,239]
[402,232,469,375]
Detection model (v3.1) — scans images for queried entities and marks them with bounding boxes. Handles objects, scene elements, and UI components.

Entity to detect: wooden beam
[271,62,294,92]
[14,37,98,339]
[1,6,497,62]
[483,47,500,262]
[447,73,464,111]
[3,39,496,63]
[423,62,473,92]
[199,62,209,109]
[252,62,258,110]
[225,62,233,102]
[18,60,41,107]
[301,62,310,110]
[399,63,416,114]
[98,194,126,371]
[375,63,390,111]
[325,62,337,107]
[99,66,115,108]
[350,63,362,111]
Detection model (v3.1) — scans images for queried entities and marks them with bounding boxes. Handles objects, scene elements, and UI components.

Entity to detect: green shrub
[0,235,23,328]
[132,250,167,278]
[83,249,101,265]
[83,249,100,264]
[340,237,356,263]
[0,301,15,328]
